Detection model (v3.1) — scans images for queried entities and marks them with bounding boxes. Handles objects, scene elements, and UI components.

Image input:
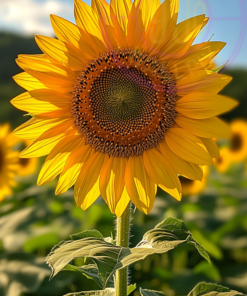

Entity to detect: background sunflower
[0,124,19,201]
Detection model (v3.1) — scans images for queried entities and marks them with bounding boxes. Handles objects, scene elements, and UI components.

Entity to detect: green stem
[115,202,131,296]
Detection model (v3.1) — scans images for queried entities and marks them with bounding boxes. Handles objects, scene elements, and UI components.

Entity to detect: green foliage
[188,282,246,296]
[0,253,49,296]
[63,288,115,296]
[140,288,165,296]
[46,217,209,292]
[62,284,136,296]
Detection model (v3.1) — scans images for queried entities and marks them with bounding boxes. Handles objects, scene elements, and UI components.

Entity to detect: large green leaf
[188,282,246,296]
[140,288,165,296]
[63,288,115,296]
[63,285,136,296]
[46,218,209,288]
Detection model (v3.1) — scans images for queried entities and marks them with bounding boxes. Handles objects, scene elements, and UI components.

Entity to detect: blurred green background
[1,30,247,296]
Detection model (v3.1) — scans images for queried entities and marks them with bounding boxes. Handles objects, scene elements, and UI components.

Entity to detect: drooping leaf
[188,238,211,263]
[63,288,115,296]
[140,288,165,296]
[46,217,209,288]
[63,285,136,296]
[188,282,246,296]
[62,264,106,288]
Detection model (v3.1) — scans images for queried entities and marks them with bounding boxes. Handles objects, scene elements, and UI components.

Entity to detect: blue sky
[0,0,246,69]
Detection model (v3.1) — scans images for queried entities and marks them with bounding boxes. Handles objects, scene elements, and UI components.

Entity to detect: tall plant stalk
[115,202,131,296]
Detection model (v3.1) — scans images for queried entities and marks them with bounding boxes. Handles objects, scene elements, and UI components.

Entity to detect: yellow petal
[125,155,156,214]
[35,35,86,71]
[11,90,71,114]
[99,157,127,214]
[37,135,82,185]
[14,117,68,141]
[50,14,82,49]
[19,120,75,157]
[160,15,206,60]
[92,0,120,49]
[159,140,203,180]
[115,187,131,217]
[143,148,181,201]
[175,114,230,138]
[127,0,145,48]
[165,128,214,165]
[74,0,102,40]
[175,92,238,119]
[110,0,132,33]
[74,152,107,210]
[13,72,48,91]
[201,138,220,158]
[142,0,178,54]
[176,70,232,96]
[56,143,93,194]
[167,41,226,74]
[16,57,76,94]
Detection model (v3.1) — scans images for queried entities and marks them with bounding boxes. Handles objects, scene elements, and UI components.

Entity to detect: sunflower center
[71,49,177,157]
[19,157,30,167]
[230,133,243,152]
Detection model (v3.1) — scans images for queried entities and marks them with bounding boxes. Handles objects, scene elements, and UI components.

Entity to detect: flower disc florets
[72,49,177,157]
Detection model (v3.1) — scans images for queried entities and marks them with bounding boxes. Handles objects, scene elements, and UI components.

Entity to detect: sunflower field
[0,0,247,295]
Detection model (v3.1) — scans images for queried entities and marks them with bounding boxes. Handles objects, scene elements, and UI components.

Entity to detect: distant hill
[0,32,41,127]
[0,31,246,128]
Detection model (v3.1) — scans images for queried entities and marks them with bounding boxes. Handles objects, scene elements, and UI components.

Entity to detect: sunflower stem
[115,202,131,296]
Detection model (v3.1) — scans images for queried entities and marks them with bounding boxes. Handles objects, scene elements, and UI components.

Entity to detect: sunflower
[17,140,38,176]
[11,0,237,216]
[180,166,209,196]
[0,124,19,201]
[227,119,247,163]
[214,146,231,173]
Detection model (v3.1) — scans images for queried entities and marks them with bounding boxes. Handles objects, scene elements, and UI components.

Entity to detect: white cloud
[0,0,74,36]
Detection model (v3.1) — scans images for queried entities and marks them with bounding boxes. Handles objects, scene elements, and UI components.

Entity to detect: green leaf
[188,282,246,296]
[46,217,210,288]
[140,288,165,296]
[70,230,104,241]
[127,284,136,295]
[63,288,115,296]
[63,285,135,296]
[63,264,105,288]
[188,238,211,263]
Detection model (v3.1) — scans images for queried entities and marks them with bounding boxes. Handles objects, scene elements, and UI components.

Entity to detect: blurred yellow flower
[214,147,231,173]
[11,0,237,216]
[0,124,19,201]
[227,119,247,163]
[180,166,209,196]
[17,140,38,176]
